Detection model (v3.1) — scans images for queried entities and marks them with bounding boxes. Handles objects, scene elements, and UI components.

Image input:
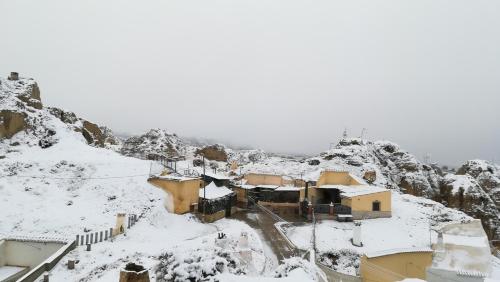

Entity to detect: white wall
[4,241,64,268]
[0,240,6,266]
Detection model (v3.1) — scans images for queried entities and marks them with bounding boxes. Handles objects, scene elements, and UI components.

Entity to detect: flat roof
[275,186,303,192]
[202,171,232,180]
[245,172,282,177]
[443,234,489,248]
[256,184,280,189]
[235,184,256,190]
[0,266,28,281]
[365,247,433,258]
[318,185,389,197]
[1,235,69,244]
[155,175,198,181]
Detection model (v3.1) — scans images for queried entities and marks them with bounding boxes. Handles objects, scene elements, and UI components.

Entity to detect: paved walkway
[231,211,297,262]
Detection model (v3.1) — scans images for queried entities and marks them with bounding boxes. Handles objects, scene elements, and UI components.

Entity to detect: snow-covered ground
[0,124,161,237]
[0,119,321,281]
[280,192,500,280]
[2,76,499,281]
[283,192,470,255]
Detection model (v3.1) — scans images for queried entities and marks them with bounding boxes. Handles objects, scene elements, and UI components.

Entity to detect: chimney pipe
[305,181,309,200]
[353,221,363,247]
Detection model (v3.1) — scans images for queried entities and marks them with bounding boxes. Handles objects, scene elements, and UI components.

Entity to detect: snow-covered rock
[120,128,192,159]
[0,75,119,150]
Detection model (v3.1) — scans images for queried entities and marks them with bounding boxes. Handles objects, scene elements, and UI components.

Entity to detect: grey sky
[1,0,499,165]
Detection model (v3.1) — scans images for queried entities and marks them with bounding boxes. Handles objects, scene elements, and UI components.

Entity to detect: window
[372,201,381,211]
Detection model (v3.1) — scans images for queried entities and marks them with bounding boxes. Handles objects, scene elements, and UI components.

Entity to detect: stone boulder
[307,159,320,166]
[363,170,376,184]
[48,107,79,124]
[82,120,105,147]
[0,110,27,138]
[195,144,228,162]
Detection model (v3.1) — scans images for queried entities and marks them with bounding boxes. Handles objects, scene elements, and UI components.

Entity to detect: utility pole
[360,128,367,139]
[424,153,431,164]
[203,155,206,220]
[240,167,243,186]
[329,142,336,150]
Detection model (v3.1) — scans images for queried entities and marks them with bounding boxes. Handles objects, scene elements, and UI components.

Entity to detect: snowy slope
[1,76,322,281]
[0,119,162,237]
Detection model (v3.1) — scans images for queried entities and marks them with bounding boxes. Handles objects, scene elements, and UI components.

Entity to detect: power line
[0,174,150,180]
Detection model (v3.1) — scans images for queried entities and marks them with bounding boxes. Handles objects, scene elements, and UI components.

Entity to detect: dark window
[372,201,381,211]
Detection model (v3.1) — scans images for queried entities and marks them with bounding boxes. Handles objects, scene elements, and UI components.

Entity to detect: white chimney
[238,231,249,249]
[353,221,363,247]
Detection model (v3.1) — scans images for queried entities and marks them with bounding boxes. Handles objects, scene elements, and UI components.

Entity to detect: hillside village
[1,74,500,282]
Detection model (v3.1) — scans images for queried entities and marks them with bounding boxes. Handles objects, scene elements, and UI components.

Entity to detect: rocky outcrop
[195,144,228,162]
[447,160,500,242]
[100,126,121,146]
[121,129,186,159]
[0,110,27,138]
[48,106,119,148]
[0,74,118,148]
[82,120,105,147]
[48,107,79,124]
[305,138,498,243]
[319,138,440,197]
[457,160,500,204]
[308,159,320,166]
[16,82,42,109]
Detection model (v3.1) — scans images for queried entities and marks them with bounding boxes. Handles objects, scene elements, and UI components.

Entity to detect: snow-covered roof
[443,234,488,248]
[199,182,233,199]
[202,171,232,180]
[432,220,492,276]
[275,186,303,192]
[256,184,280,189]
[456,270,487,278]
[236,184,256,190]
[318,185,388,197]
[156,174,198,181]
[1,235,70,244]
[322,168,350,173]
[365,247,433,258]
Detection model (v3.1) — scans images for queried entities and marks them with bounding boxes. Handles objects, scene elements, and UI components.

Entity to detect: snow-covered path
[231,211,295,266]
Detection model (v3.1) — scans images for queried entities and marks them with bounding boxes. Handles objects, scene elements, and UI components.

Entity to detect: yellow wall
[360,252,433,282]
[202,210,226,223]
[317,171,363,186]
[245,173,284,186]
[148,178,201,214]
[344,191,391,212]
[234,187,249,202]
[303,186,319,202]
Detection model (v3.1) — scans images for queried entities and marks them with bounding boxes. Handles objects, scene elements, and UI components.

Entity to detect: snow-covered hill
[0,75,120,152]
[237,138,499,244]
[1,75,498,281]
[120,128,193,159]
[0,75,323,281]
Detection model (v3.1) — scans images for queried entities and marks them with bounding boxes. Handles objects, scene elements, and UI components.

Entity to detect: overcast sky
[1,0,499,165]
